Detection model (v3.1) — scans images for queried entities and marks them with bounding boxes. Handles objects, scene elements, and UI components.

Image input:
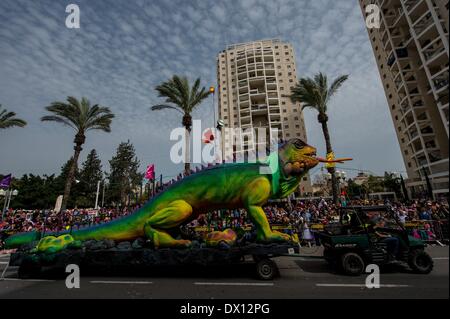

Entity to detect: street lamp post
[94,180,101,209]
[1,189,18,218]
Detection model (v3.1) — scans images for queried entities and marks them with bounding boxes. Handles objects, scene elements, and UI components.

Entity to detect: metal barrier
[405,220,449,244]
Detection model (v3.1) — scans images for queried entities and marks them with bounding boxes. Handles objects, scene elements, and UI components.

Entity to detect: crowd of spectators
[1,198,448,247]
[0,206,141,235]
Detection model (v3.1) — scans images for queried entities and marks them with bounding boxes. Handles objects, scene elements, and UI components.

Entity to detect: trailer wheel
[256,259,278,280]
[341,252,365,276]
[408,250,434,274]
[18,259,42,279]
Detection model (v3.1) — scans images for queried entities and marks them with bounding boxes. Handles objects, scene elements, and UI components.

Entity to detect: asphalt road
[0,246,448,299]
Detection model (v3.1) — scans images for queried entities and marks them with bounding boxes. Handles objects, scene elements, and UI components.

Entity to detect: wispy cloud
[0,0,405,179]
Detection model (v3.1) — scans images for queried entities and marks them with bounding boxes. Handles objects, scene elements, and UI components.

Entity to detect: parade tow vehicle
[319,205,434,276]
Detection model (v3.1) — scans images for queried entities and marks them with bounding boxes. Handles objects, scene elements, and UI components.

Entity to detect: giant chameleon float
[6,139,347,253]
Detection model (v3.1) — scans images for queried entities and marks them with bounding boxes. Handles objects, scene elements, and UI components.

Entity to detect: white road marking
[90,280,153,285]
[1,278,55,282]
[0,262,9,264]
[194,282,274,287]
[316,284,411,288]
[433,257,449,260]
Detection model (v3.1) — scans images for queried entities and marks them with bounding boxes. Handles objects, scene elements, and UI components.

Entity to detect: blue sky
[0,0,406,181]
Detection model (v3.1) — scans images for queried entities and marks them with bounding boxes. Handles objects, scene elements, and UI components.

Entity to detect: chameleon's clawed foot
[257,231,291,243]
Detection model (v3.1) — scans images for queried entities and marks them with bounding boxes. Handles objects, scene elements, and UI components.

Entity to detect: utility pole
[94,180,100,209]
[101,182,106,208]
[2,189,8,218]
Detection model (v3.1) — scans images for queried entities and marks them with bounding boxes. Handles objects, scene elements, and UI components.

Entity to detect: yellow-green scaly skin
[5,139,318,251]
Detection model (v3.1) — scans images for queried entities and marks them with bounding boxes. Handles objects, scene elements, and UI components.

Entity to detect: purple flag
[0,174,11,189]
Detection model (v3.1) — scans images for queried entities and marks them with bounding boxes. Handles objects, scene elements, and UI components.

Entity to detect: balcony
[404,0,425,15]
[413,12,434,37]
[250,104,267,111]
[387,47,409,67]
[249,89,266,95]
[389,7,406,28]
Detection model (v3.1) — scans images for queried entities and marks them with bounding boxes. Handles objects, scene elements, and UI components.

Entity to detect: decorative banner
[145,164,155,180]
[0,174,12,189]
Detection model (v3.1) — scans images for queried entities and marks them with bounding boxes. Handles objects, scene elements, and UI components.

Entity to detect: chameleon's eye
[294,139,307,149]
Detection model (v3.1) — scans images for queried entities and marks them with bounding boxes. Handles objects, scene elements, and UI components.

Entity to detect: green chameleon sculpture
[6,139,321,252]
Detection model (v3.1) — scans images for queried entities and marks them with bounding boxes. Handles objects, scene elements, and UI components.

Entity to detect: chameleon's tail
[4,231,42,249]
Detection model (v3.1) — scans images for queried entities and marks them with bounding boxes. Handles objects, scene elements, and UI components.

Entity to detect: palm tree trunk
[320,118,339,205]
[184,128,191,175]
[60,144,82,211]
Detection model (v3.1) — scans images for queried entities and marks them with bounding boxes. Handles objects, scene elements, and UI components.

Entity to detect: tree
[41,97,114,211]
[346,179,364,199]
[77,149,103,206]
[153,75,212,174]
[365,175,385,194]
[108,141,143,207]
[9,174,59,210]
[289,72,349,204]
[0,105,27,129]
[383,172,403,199]
[54,158,80,208]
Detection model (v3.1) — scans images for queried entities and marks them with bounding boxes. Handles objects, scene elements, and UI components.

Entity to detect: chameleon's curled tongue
[316,157,353,164]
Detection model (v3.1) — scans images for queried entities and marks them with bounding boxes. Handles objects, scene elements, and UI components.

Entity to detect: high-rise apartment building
[216,39,312,195]
[360,0,449,199]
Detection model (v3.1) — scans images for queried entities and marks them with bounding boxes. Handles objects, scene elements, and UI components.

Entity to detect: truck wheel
[408,250,433,274]
[256,259,278,281]
[341,252,365,276]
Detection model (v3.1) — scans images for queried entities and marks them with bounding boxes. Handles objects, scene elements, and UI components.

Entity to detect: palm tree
[42,97,114,211]
[153,75,212,174]
[0,105,27,129]
[289,72,349,204]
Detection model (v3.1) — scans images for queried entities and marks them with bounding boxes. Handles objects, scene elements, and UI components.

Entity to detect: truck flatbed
[9,242,299,280]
